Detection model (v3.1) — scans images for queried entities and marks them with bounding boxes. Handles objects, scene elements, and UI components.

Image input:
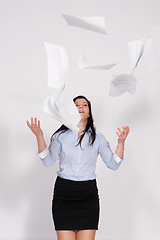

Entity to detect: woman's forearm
[36,134,47,153]
[115,141,124,160]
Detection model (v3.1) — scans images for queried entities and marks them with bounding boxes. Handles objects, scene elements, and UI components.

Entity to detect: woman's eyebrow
[75,101,87,104]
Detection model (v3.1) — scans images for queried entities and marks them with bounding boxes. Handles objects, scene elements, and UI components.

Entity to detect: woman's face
[74,98,90,120]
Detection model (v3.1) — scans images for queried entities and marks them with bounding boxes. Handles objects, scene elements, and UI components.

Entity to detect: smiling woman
[75,99,90,135]
[26,95,130,240]
[50,95,96,146]
[74,98,90,136]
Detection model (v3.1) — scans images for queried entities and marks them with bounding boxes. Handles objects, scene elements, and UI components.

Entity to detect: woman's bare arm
[115,126,130,159]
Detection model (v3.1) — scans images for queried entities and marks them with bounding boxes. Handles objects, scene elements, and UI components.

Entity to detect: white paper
[44,42,68,88]
[128,37,149,72]
[109,73,137,96]
[43,42,81,132]
[144,26,160,71]
[62,14,107,35]
[79,54,116,70]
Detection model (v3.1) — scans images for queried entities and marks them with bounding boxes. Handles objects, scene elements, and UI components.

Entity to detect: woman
[26,95,130,240]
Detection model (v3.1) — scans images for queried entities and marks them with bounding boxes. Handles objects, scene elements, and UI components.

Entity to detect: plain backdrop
[0,0,160,239]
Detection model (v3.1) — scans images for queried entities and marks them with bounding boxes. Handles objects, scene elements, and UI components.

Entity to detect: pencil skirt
[52,176,100,231]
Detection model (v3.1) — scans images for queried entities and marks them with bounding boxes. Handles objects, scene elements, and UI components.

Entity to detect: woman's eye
[75,104,87,107]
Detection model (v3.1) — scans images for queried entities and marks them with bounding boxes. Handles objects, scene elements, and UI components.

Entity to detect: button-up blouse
[38,129,124,181]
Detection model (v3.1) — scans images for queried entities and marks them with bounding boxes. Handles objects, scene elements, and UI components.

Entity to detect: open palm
[116,126,130,143]
[26,117,43,137]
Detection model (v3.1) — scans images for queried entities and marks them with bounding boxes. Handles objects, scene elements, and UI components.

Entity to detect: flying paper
[43,42,81,132]
[109,73,137,96]
[144,26,160,71]
[128,37,149,72]
[44,42,68,88]
[62,14,107,35]
[79,54,116,70]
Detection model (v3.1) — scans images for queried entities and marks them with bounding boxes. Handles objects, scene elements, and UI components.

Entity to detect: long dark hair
[50,95,96,146]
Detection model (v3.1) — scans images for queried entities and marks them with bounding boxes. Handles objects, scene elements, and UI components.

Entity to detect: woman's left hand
[116,126,130,143]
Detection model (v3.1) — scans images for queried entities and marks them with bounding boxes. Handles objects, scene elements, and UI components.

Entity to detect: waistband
[56,175,96,185]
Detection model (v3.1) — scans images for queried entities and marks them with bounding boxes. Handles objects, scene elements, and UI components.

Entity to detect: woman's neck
[77,119,87,134]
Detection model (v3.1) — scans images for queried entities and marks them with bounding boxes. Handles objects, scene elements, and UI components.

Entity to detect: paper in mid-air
[43,42,81,132]
[79,54,116,70]
[128,37,149,73]
[44,42,68,88]
[62,14,107,35]
[144,26,160,71]
[109,73,137,96]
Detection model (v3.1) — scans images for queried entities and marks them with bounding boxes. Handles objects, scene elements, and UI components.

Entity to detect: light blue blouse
[38,129,124,181]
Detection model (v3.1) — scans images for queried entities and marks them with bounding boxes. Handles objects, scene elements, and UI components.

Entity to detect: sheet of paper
[128,37,149,72]
[44,42,68,88]
[43,42,81,132]
[109,73,137,96]
[144,26,160,71]
[62,14,107,35]
[79,54,116,70]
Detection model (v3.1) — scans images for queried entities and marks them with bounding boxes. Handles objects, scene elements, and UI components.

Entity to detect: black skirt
[52,176,100,231]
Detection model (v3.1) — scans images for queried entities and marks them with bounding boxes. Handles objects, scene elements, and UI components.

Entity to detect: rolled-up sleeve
[37,134,61,167]
[98,134,124,170]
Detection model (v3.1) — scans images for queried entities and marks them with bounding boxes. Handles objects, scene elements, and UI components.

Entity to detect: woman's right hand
[26,117,43,138]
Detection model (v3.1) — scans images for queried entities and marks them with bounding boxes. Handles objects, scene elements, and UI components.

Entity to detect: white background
[0,0,160,239]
